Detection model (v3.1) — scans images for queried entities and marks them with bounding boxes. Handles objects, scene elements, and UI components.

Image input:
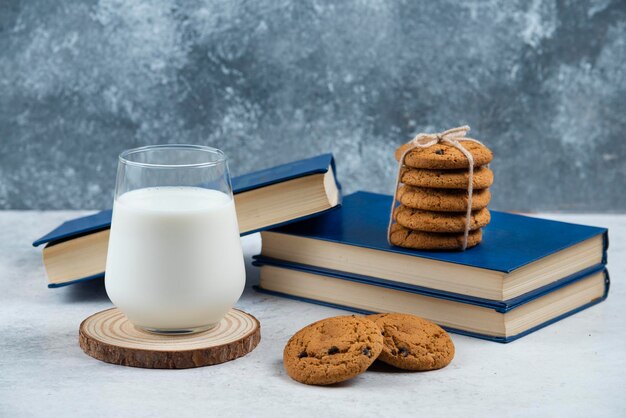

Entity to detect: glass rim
[119,144,228,169]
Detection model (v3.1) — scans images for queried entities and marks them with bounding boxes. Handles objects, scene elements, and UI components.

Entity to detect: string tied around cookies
[387,125,485,251]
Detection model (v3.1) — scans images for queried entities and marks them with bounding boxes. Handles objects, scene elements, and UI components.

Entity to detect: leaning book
[34,154,341,288]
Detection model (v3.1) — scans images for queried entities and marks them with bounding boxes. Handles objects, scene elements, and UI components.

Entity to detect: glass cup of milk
[105,145,245,334]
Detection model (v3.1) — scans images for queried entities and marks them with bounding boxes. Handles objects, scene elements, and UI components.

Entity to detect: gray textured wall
[1,0,625,211]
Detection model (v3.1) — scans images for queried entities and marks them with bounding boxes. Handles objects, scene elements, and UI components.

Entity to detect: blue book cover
[253,260,610,343]
[33,153,340,247]
[265,191,608,273]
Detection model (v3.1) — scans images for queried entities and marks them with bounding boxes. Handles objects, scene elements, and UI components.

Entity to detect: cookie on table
[389,223,482,250]
[395,141,493,169]
[394,206,490,233]
[398,185,491,212]
[401,166,493,190]
[283,315,383,385]
[366,313,454,371]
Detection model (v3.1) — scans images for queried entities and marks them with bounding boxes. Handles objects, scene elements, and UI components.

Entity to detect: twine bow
[388,125,485,251]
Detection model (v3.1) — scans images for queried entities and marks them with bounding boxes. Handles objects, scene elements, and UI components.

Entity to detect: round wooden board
[79,308,261,369]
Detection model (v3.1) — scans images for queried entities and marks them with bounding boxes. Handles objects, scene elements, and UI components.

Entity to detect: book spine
[329,155,343,195]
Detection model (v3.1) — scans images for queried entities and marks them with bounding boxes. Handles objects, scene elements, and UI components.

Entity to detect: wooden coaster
[79,308,261,369]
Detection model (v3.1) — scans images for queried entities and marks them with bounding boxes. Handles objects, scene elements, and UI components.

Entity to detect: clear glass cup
[104,145,245,334]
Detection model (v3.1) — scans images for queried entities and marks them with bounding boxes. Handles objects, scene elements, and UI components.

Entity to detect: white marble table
[1,211,624,418]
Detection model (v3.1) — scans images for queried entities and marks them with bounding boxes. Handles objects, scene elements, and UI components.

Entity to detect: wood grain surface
[79,308,260,369]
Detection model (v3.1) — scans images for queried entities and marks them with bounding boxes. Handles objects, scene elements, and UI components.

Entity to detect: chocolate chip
[298,351,308,358]
[399,347,410,357]
[435,149,444,155]
[362,347,372,357]
[391,349,397,355]
[328,346,340,355]
[381,330,385,336]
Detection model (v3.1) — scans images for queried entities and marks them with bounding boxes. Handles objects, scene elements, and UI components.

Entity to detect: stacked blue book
[254,191,609,343]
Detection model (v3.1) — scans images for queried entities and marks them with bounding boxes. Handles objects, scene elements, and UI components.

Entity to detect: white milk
[105,187,245,331]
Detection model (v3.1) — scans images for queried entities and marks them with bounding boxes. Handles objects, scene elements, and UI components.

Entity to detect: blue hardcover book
[254,260,609,343]
[257,191,608,302]
[34,154,342,287]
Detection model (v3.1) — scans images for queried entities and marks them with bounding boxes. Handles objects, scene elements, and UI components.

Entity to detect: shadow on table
[367,360,414,374]
[60,278,110,303]
[273,358,395,387]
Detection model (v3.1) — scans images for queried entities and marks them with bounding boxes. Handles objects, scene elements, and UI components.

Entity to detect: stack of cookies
[389,140,494,250]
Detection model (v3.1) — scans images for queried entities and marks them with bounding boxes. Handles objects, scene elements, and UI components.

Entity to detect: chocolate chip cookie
[400,166,493,189]
[283,315,384,385]
[367,313,455,371]
[395,141,493,169]
[398,185,491,212]
[389,223,482,250]
[394,206,491,233]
